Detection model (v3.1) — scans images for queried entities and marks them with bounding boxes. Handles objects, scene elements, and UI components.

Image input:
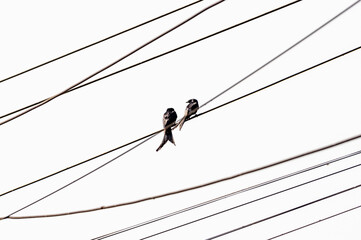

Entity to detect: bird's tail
[178,116,186,131]
[156,129,175,151]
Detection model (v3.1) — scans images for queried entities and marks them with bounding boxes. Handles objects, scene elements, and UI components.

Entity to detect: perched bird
[156,108,177,151]
[179,99,199,130]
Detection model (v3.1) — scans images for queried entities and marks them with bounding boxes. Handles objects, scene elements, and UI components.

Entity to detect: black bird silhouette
[156,108,177,151]
[179,99,199,130]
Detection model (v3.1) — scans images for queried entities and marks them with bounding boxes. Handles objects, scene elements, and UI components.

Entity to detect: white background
[1,0,361,239]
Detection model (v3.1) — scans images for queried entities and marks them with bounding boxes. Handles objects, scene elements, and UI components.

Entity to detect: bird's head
[186,99,198,104]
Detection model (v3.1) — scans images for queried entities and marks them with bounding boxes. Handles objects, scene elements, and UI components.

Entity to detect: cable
[93,150,361,240]
[1,134,158,220]
[1,45,359,199]
[0,128,162,198]
[141,156,361,239]
[268,204,361,239]
[0,0,301,121]
[0,0,225,127]
[0,1,228,218]
[0,0,204,84]
[1,0,359,219]
[199,0,361,109]
[206,183,361,240]
[4,136,361,221]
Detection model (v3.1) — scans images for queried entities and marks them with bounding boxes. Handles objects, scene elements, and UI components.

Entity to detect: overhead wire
[1,44,359,199]
[267,204,361,239]
[1,134,158,220]
[0,0,301,121]
[1,45,360,210]
[199,0,361,109]
[0,0,226,127]
[141,154,361,239]
[0,0,227,220]
[0,0,204,84]
[3,135,361,221]
[92,150,361,239]
[206,183,361,240]
[1,0,359,220]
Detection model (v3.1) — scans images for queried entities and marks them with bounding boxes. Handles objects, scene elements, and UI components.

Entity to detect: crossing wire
[206,183,361,240]
[141,155,361,239]
[0,0,301,121]
[199,0,361,109]
[0,0,204,84]
[0,0,227,219]
[0,45,359,199]
[92,150,361,239]
[1,0,358,220]
[0,0,225,127]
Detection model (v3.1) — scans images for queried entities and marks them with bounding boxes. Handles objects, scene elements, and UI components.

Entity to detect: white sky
[1,0,361,239]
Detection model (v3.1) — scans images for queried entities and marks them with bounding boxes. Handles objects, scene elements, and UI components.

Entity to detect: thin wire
[5,136,361,221]
[1,134,158,220]
[0,0,225,127]
[193,45,361,119]
[0,0,301,121]
[0,1,228,218]
[199,0,361,109]
[267,204,361,240]
[1,0,359,220]
[93,150,361,240]
[142,157,361,239]
[0,0,204,84]
[1,45,359,199]
[0,128,163,198]
[206,183,361,240]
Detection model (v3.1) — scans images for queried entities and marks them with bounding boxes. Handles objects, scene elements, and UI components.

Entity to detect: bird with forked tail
[156,108,177,151]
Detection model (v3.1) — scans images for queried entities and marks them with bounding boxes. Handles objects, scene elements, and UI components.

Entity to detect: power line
[1,0,359,219]
[268,204,361,239]
[0,128,163,198]
[4,135,361,221]
[93,150,361,240]
[1,45,359,200]
[0,0,227,219]
[0,0,225,127]
[206,183,361,240]
[193,46,361,119]
[199,0,361,109]
[141,156,361,239]
[0,0,301,121]
[0,0,204,84]
[1,134,158,220]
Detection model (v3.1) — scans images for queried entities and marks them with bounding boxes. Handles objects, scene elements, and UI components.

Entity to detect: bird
[156,108,177,151]
[179,99,199,130]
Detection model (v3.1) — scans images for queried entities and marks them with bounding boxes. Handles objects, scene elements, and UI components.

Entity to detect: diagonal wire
[206,183,361,240]
[4,135,361,221]
[0,0,301,121]
[0,0,204,84]
[199,0,361,109]
[1,0,359,220]
[92,150,361,240]
[1,134,158,220]
[0,0,227,219]
[267,204,361,239]
[141,154,361,239]
[0,0,225,127]
[1,45,360,199]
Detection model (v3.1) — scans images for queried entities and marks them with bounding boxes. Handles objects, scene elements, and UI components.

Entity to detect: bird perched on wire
[179,99,199,130]
[156,108,178,151]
